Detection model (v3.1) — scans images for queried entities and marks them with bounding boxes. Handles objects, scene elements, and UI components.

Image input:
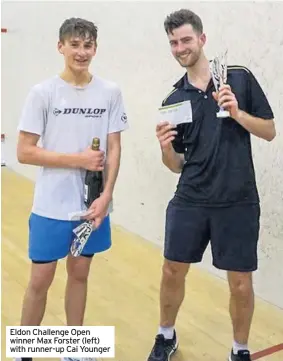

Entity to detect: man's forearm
[17,145,81,169]
[102,143,121,199]
[162,145,184,173]
[234,110,276,141]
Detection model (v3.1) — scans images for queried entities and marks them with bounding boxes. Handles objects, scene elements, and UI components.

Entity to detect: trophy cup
[209,49,230,118]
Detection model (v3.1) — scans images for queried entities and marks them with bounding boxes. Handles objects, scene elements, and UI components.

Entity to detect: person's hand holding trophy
[210,50,240,120]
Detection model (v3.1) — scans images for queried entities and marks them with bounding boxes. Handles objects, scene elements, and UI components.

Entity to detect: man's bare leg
[65,254,92,326]
[228,271,254,355]
[21,261,57,325]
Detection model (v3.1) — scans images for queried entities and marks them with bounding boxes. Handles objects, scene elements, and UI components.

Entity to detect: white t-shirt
[18,75,129,220]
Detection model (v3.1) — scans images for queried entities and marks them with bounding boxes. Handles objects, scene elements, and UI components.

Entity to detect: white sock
[158,326,174,339]
[233,341,248,354]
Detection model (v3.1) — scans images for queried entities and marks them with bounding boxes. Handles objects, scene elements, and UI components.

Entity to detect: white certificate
[157,100,192,125]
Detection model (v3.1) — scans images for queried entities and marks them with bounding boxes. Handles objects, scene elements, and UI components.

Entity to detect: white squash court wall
[2,1,283,308]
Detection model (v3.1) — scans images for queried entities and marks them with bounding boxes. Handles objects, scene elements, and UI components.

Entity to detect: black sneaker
[229,349,251,361]
[14,358,33,361]
[147,330,178,361]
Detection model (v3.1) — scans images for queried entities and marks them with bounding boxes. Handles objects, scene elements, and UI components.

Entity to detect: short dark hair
[164,9,203,35]
[59,17,98,43]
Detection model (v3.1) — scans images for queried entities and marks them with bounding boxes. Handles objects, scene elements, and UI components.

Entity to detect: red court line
[252,343,283,360]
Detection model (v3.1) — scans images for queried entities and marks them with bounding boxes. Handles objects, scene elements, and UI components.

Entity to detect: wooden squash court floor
[1,167,283,361]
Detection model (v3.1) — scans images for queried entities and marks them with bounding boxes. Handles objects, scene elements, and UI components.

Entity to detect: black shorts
[164,197,261,272]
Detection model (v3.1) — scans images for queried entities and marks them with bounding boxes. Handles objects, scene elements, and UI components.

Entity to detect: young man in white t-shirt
[16,17,128,361]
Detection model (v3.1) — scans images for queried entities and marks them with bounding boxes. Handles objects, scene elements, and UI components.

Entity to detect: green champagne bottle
[84,137,104,208]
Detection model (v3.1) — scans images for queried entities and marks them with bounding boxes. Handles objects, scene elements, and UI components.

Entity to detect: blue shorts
[28,213,111,262]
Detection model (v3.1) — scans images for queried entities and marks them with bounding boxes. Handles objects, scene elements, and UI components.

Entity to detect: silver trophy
[209,49,230,118]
